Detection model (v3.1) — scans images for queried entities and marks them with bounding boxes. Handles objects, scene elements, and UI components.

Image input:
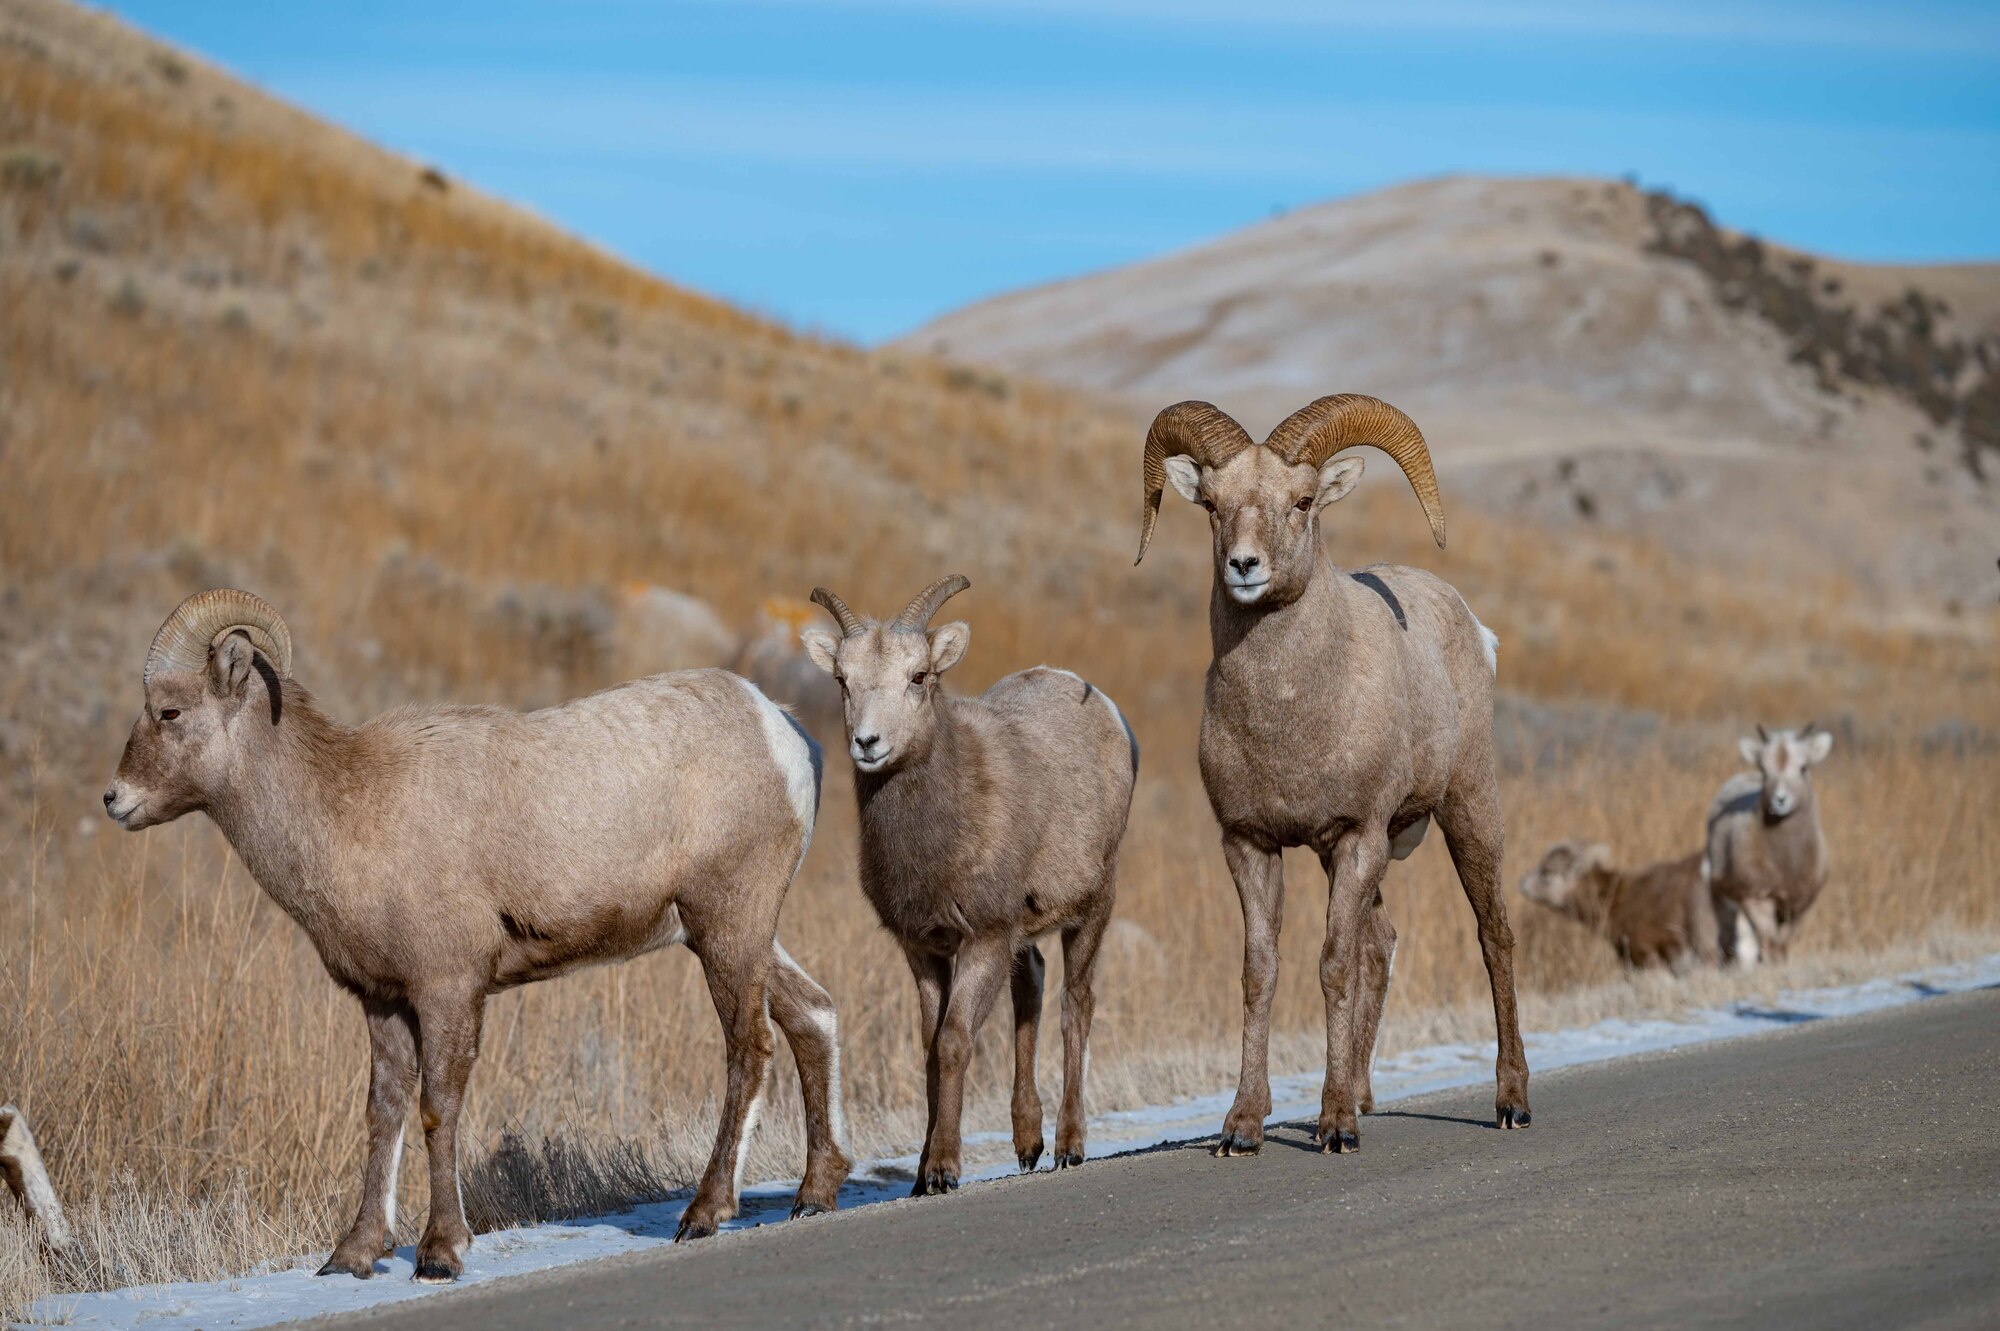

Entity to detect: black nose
[1229,555,1260,575]
[854,733,880,752]
[103,789,116,809]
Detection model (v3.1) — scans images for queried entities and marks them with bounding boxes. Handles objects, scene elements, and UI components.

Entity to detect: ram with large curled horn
[105,588,852,1282]
[800,574,1139,1196]
[1134,392,1530,1156]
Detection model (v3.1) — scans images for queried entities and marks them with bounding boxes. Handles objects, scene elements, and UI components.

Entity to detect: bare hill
[903,176,2000,612]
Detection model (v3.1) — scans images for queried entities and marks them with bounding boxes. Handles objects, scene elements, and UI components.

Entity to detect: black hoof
[912,1169,960,1197]
[1498,1105,1531,1129]
[316,1256,373,1280]
[1318,1129,1359,1154]
[674,1216,719,1242]
[789,1200,832,1220]
[411,1259,458,1284]
[1055,1151,1084,1169]
[1213,1131,1262,1158]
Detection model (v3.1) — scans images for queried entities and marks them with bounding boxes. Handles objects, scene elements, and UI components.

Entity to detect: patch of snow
[31,952,2000,1330]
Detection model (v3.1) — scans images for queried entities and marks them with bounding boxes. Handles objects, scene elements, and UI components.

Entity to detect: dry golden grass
[3,0,1998,1319]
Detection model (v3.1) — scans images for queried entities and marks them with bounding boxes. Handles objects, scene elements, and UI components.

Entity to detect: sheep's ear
[208,631,257,700]
[1316,455,1365,509]
[800,628,841,676]
[1738,735,1763,767]
[928,621,970,674]
[1803,729,1833,764]
[1162,455,1203,505]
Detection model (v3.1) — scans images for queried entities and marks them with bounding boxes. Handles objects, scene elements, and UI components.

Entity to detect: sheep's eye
[911,671,928,686]
[1296,495,1314,512]
[158,708,181,722]
[1200,499,1217,514]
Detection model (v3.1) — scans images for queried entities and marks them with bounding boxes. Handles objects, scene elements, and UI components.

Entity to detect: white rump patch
[1454,591,1500,675]
[737,677,818,864]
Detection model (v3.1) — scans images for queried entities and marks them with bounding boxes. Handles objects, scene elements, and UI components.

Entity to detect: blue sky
[110,1,2000,343]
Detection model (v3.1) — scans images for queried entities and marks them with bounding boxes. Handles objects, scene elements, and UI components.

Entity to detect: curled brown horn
[891,574,970,631]
[1135,401,1255,565]
[809,587,865,638]
[144,589,293,688]
[1263,394,1447,549]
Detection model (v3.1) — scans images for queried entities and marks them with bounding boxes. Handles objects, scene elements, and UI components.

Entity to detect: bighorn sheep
[1519,841,1718,971]
[1135,395,1529,1154]
[1706,724,1834,966]
[801,576,1137,1194]
[103,590,850,1282]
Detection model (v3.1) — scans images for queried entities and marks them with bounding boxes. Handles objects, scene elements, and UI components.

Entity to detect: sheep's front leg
[1318,831,1390,1152]
[902,947,952,1189]
[1009,943,1046,1172]
[319,998,419,1279]
[916,934,1012,1196]
[411,987,485,1283]
[1218,833,1283,1156]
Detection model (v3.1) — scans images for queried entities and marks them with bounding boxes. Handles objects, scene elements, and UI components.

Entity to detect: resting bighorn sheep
[801,576,1137,1194]
[1135,395,1530,1154]
[1706,724,1834,966]
[1519,841,1718,970]
[103,591,850,1282]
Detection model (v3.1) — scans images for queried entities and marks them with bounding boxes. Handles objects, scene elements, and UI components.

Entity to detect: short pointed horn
[1263,394,1447,549]
[810,587,865,637]
[891,574,970,630]
[144,589,292,688]
[1135,401,1255,565]
[1755,723,1770,743]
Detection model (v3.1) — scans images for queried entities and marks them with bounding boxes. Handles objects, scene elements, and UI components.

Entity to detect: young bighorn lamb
[1136,395,1529,1154]
[801,576,1137,1194]
[103,590,850,1282]
[1706,724,1834,966]
[1519,841,1718,970]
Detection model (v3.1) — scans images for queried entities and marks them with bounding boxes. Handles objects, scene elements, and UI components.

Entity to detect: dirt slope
[904,176,2000,613]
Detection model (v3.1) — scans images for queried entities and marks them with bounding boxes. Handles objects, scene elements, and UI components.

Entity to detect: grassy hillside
[2,0,1996,1315]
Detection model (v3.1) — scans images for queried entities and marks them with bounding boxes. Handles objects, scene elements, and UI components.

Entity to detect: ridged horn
[810,587,865,638]
[1135,401,1255,565]
[891,574,970,631]
[144,589,293,688]
[1263,394,1447,549]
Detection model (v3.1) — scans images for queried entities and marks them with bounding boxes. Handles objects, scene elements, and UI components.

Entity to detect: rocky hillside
[904,177,2000,614]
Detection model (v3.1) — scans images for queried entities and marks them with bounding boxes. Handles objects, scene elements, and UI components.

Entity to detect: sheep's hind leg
[1054,892,1113,1168]
[677,941,776,1241]
[1436,775,1532,1130]
[767,945,852,1218]
[1317,831,1390,1152]
[1009,943,1046,1172]
[1218,833,1283,1156]
[319,997,418,1279]
[1349,896,1396,1116]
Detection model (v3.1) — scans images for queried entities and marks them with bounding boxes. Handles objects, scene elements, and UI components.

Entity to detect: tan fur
[104,599,850,1282]
[1519,841,1718,970]
[803,579,1137,1193]
[1141,404,1530,1154]
[1706,726,1834,966]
